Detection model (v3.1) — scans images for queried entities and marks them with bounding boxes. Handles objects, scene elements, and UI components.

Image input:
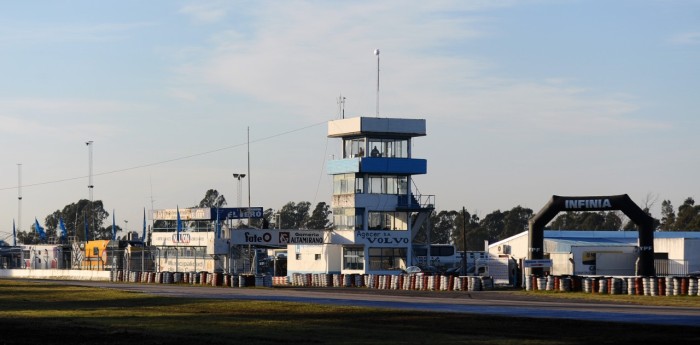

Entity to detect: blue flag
[12,219,16,246]
[112,210,116,241]
[34,218,46,241]
[84,213,89,241]
[176,206,182,241]
[58,217,68,240]
[142,208,147,243]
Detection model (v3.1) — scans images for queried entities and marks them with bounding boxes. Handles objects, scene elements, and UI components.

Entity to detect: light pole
[233,172,249,273]
[233,173,246,226]
[124,220,128,238]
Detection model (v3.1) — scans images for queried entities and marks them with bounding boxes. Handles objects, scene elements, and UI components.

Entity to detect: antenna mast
[86,141,94,236]
[17,163,22,233]
[374,49,380,117]
[86,141,94,202]
[337,93,346,119]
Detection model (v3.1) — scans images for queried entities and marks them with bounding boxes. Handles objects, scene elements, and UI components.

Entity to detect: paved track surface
[42,280,700,327]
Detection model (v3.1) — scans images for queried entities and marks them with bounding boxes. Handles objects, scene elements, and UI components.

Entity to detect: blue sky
[1,0,698,238]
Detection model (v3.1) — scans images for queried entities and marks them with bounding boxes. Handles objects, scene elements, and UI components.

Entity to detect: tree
[674,197,699,230]
[414,210,458,245]
[306,202,332,229]
[501,206,533,239]
[278,201,311,229]
[197,189,227,208]
[21,199,111,242]
[660,200,676,230]
[551,211,622,230]
[450,209,481,251]
[601,212,623,230]
[249,208,274,229]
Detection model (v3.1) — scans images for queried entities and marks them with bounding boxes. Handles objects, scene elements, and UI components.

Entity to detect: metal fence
[654,259,688,276]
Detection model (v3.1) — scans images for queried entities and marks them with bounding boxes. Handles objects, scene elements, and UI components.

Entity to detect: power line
[0,120,327,192]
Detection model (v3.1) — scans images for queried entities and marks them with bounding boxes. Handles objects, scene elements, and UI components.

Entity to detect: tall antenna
[86,141,94,202]
[337,93,346,119]
[86,141,94,237]
[247,126,251,212]
[17,163,22,233]
[374,48,380,117]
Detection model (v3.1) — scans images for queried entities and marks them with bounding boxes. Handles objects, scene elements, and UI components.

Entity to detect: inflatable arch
[528,194,655,277]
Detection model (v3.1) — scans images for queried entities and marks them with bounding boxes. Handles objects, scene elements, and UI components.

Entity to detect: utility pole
[462,207,467,276]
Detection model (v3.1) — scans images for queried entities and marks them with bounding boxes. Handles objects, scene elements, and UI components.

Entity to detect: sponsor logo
[564,199,612,209]
[172,233,190,243]
[279,232,290,244]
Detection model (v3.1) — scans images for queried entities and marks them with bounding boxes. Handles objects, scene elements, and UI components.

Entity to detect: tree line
[10,189,698,247]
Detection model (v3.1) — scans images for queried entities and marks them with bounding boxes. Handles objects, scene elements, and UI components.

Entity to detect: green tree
[601,212,623,230]
[450,209,482,251]
[414,210,458,245]
[501,206,533,239]
[279,201,311,229]
[197,189,227,208]
[24,199,111,242]
[622,207,659,231]
[249,208,274,229]
[306,202,332,229]
[660,200,676,230]
[674,197,699,230]
[552,211,622,230]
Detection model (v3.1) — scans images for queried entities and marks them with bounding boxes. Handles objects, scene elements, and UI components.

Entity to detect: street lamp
[233,173,246,226]
[124,220,128,237]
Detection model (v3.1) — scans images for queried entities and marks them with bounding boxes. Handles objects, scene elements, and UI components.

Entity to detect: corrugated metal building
[489,231,700,276]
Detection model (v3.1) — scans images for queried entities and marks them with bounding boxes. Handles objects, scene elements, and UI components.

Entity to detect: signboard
[230,229,327,246]
[153,207,264,221]
[153,208,211,221]
[523,259,553,268]
[212,207,264,220]
[354,230,410,247]
[151,231,214,246]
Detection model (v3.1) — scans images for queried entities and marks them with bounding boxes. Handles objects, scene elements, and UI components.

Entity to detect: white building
[489,230,700,276]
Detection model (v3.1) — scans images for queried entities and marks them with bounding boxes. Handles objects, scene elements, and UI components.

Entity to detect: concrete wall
[0,269,110,281]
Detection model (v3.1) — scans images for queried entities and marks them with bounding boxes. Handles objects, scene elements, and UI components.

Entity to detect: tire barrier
[272,276,289,286]
[110,270,700,296]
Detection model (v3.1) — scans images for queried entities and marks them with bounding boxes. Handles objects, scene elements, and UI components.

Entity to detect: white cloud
[670,31,700,45]
[180,1,230,24]
[174,1,670,135]
[0,22,155,43]
[0,98,134,139]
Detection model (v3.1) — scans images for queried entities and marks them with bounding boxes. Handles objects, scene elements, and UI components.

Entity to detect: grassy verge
[517,289,700,307]
[0,279,699,345]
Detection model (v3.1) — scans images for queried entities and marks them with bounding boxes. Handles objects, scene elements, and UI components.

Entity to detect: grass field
[1,279,699,345]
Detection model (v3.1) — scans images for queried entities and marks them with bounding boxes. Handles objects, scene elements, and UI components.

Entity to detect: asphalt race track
[36,280,700,327]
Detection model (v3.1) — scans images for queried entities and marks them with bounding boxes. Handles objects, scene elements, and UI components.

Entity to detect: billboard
[152,207,264,221]
[230,229,328,245]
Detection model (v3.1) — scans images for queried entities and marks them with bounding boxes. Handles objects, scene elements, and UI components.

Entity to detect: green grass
[518,289,700,307]
[0,279,699,345]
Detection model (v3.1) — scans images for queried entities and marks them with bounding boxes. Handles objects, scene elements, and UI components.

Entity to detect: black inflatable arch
[528,194,655,277]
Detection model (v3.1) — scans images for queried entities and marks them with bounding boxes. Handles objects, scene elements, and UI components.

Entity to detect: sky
[1,0,699,240]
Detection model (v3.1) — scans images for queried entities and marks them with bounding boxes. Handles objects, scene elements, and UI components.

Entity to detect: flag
[34,218,46,241]
[112,210,116,241]
[58,217,68,240]
[12,219,16,246]
[176,206,182,241]
[84,213,89,241]
[142,208,147,243]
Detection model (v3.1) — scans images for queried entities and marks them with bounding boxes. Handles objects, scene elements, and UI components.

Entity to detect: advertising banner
[230,229,328,245]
